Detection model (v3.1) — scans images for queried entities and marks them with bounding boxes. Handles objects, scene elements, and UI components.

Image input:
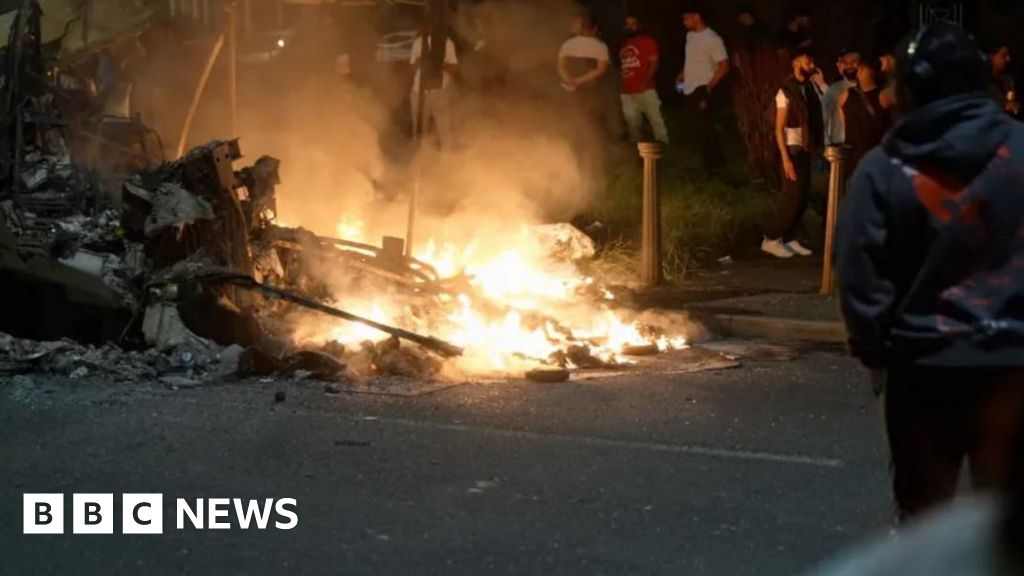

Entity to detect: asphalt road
[1,348,891,575]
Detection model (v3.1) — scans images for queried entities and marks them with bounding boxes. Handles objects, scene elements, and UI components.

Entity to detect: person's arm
[706,36,730,92]
[572,59,609,87]
[836,90,849,139]
[557,55,572,84]
[707,59,730,92]
[879,86,896,110]
[646,54,659,86]
[835,161,895,369]
[822,81,850,145]
[810,70,828,95]
[774,92,796,181]
[566,43,610,87]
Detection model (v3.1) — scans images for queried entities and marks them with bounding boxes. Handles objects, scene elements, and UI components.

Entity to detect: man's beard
[842,69,858,81]
[625,29,639,37]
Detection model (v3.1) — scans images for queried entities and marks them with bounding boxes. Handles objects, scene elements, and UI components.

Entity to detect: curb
[692,312,847,344]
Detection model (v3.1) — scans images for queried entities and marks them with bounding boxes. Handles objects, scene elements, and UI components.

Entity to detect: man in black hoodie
[836,23,1024,523]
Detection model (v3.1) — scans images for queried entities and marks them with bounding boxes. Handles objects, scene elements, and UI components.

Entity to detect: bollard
[821,146,847,295]
[638,142,664,287]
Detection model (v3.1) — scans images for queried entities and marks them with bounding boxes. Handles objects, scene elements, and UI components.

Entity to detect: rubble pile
[0,331,172,382]
[1,135,467,383]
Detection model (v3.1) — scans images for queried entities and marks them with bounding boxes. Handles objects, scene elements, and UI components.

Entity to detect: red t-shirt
[619,35,658,94]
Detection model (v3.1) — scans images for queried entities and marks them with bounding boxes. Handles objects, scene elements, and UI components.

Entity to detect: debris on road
[525,368,571,383]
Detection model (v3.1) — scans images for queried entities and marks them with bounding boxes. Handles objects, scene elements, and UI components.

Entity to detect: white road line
[365,416,845,468]
[115,389,846,469]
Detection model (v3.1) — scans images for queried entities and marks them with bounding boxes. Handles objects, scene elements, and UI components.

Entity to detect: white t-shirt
[411,36,458,93]
[683,28,728,95]
[776,89,804,147]
[558,35,610,62]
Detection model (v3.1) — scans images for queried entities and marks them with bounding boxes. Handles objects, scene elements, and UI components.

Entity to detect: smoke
[234,0,612,251]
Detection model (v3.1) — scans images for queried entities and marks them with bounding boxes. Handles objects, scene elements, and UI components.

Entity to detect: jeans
[768,148,811,241]
[620,89,669,144]
[685,86,725,172]
[411,89,452,149]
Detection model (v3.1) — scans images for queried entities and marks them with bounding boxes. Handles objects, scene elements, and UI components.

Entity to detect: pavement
[634,257,847,344]
[1,346,891,575]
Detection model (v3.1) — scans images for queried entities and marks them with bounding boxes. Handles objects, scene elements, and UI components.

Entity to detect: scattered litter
[525,368,570,383]
[333,440,371,447]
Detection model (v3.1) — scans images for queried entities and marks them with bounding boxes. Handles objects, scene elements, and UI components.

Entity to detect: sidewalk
[632,257,847,344]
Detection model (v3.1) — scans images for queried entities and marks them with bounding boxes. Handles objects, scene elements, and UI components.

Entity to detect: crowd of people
[408,4,1018,262]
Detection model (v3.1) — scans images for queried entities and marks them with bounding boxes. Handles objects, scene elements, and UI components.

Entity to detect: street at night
[2,345,890,575]
[4,0,1024,573]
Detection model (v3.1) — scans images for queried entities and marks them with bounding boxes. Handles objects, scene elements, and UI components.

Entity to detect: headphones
[906,24,935,83]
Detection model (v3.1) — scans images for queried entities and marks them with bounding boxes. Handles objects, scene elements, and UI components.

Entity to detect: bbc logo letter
[24,494,64,534]
[123,494,163,534]
[73,493,114,534]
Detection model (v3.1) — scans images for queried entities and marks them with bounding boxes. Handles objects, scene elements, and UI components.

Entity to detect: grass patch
[586,103,781,280]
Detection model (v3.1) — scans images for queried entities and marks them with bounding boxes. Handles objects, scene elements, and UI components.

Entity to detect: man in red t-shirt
[619,16,669,143]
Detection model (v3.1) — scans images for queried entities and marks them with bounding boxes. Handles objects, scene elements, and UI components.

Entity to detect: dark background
[576,0,1022,99]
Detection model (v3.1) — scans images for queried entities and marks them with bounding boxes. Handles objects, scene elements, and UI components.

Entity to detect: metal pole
[82,0,90,44]
[821,146,847,295]
[226,2,238,137]
[639,142,663,287]
[175,33,225,158]
[405,1,436,257]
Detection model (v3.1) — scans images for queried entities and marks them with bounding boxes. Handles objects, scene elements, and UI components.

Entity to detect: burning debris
[1,131,689,384]
[1,135,691,383]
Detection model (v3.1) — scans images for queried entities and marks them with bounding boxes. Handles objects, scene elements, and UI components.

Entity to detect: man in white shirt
[762,47,827,259]
[410,24,458,149]
[676,7,730,173]
[558,13,612,132]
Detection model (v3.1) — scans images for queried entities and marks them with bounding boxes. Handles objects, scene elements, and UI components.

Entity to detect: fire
[305,219,686,378]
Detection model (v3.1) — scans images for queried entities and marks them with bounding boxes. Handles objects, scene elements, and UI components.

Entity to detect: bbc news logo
[23,494,297,534]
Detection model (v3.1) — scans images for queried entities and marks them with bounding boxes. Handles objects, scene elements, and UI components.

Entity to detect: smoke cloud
[233,0,612,251]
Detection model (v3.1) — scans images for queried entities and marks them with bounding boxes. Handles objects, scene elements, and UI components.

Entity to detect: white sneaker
[761,237,794,259]
[785,240,813,257]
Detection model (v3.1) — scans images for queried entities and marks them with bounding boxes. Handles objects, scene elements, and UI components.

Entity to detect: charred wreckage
[0,1,471,384]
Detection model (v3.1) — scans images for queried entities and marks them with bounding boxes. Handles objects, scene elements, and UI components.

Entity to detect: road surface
[1,345,890,575]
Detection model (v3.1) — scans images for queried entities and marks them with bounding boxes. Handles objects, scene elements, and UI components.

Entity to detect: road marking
[114,389,845,469]
[366,416,845,468]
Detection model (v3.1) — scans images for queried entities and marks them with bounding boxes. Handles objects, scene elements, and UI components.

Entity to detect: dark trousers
[767,148,811,241]
[686,86,725,173]
[881,364,1024,523]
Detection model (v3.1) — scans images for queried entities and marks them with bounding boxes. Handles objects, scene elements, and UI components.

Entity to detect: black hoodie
[836,94,1024,368]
